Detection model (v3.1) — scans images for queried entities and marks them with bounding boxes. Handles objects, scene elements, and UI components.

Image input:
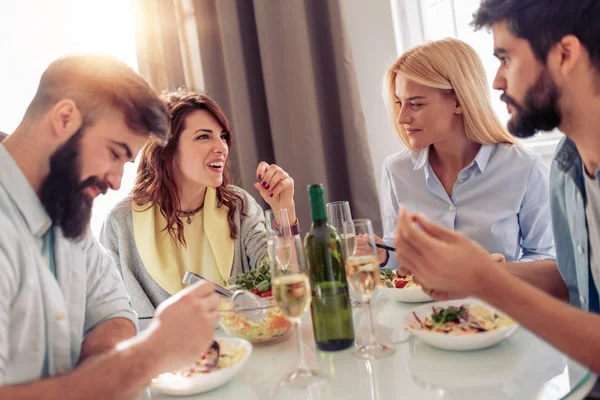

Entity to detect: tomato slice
[395,280,408,289]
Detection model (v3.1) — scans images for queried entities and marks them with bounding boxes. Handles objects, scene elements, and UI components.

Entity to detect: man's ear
[550,34,582,78]
[49,99,83,143]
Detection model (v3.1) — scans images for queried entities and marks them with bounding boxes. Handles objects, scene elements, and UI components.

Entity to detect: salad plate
[377,270,433,303]
[150,337,252,396]
[405,299,518,351]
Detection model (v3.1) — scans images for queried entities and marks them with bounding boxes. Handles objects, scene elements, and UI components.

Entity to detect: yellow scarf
[132,187,234,294]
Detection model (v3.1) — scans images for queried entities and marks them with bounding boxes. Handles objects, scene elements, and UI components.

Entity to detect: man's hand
[143,280,220,373]
[0,281,220,400]
[394,207,497,298]
[489,253,506,263]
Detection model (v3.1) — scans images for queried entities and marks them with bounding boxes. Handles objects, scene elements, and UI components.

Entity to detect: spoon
[182,271,269,322]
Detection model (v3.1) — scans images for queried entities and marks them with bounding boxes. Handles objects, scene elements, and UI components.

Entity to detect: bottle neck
[308,189,327,223]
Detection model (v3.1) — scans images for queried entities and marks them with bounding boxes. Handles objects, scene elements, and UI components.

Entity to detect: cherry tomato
[395,280,408,289]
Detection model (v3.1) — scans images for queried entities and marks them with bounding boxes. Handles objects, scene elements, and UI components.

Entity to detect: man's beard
[502,68,562,138]
[40,129,107,240]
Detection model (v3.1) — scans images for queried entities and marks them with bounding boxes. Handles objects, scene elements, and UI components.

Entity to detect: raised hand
[393,207,495,299]
[254,161,297,223]
[489,253,506,263]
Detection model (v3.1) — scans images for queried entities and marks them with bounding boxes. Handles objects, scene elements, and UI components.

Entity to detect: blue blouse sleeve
[517,155,556,262]
[380,159,400,270]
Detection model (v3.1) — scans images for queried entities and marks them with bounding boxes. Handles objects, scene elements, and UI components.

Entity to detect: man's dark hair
[25,54,170,142]
[472,0,600,71]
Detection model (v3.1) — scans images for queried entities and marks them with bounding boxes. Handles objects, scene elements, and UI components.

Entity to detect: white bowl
[404,299,519,351]
[150,337,252,396]
[378,285,433,303]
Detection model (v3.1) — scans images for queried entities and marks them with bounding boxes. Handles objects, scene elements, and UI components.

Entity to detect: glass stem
[296,321,310,371]
[366,299,377,347]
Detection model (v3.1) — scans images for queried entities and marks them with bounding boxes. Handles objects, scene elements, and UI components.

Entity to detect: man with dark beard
[391,0,600,377]
[0,55,221,399]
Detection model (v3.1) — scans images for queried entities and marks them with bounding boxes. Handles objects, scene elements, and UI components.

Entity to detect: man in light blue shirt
[0,146,139,381]
[0,55,221,398]
[392,0,600,376]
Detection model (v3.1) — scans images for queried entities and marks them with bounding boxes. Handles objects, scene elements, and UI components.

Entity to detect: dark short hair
[472,0,600,71]
[25,54,170,142]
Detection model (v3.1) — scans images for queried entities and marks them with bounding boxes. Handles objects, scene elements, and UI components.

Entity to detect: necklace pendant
[187,216,192,224]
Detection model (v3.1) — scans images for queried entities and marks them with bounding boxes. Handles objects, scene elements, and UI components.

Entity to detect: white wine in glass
[345,255,379,301]
[269,233,327,388]
[275,239,293,270]
[273,273,310,322]
[339,233,357,258]
[265,208,293,268]
[326,201,363,308]
[343,219,396,360]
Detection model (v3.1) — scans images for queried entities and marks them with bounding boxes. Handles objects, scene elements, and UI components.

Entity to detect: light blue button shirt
[380,143,555,270]
[0,144,138,385]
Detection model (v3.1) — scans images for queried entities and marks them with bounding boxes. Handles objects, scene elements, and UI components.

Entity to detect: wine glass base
[280,368,329,390]
[353,343,396,359]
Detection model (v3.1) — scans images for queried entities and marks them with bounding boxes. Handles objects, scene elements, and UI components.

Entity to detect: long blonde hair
[383,37,517,150]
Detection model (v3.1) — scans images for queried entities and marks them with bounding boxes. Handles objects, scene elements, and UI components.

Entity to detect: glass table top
[143,294,594,400]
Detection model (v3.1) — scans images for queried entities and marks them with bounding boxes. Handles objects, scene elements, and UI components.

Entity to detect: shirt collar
[411,144,494,173]
[0,144,52,237]
[411,147,429,171]
[555,136,581,173]
[473,144,494,172]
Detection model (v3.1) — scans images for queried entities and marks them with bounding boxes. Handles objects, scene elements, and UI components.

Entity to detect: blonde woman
[376,38,555,271]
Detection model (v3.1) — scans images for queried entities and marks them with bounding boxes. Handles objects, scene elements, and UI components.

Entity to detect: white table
[144,294,594,400]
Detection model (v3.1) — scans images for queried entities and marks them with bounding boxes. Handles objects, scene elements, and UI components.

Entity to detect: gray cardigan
[99,186,268,329]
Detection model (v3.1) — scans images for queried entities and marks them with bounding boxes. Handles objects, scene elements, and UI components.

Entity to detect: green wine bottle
[304,184,354,351]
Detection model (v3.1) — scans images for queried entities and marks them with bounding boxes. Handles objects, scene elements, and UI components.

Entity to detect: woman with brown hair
[100,89,298,326]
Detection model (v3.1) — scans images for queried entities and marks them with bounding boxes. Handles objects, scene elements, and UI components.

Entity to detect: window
[391,0,562,163]
[0,0,139,237]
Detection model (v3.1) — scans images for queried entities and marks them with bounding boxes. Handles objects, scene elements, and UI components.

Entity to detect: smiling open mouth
[208,161,224,171]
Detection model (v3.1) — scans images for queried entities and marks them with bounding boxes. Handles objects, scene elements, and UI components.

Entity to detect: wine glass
[265,209,293,269]
[269,233,328,388]
[343,218,396,359]
[326,201,355,254]
[326,201,363,307]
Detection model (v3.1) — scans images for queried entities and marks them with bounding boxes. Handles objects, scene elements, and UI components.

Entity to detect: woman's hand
[255,162,297,224]
[353,234,388,264]
[374,235,388,265]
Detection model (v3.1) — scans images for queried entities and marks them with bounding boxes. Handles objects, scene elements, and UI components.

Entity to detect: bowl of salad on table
[219,258,294,344]
[405,299,518,351]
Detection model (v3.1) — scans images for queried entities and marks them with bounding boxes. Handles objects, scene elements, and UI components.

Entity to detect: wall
[338,0,403,218]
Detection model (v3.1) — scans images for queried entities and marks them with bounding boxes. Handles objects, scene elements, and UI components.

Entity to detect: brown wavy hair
[131,89,245,247]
